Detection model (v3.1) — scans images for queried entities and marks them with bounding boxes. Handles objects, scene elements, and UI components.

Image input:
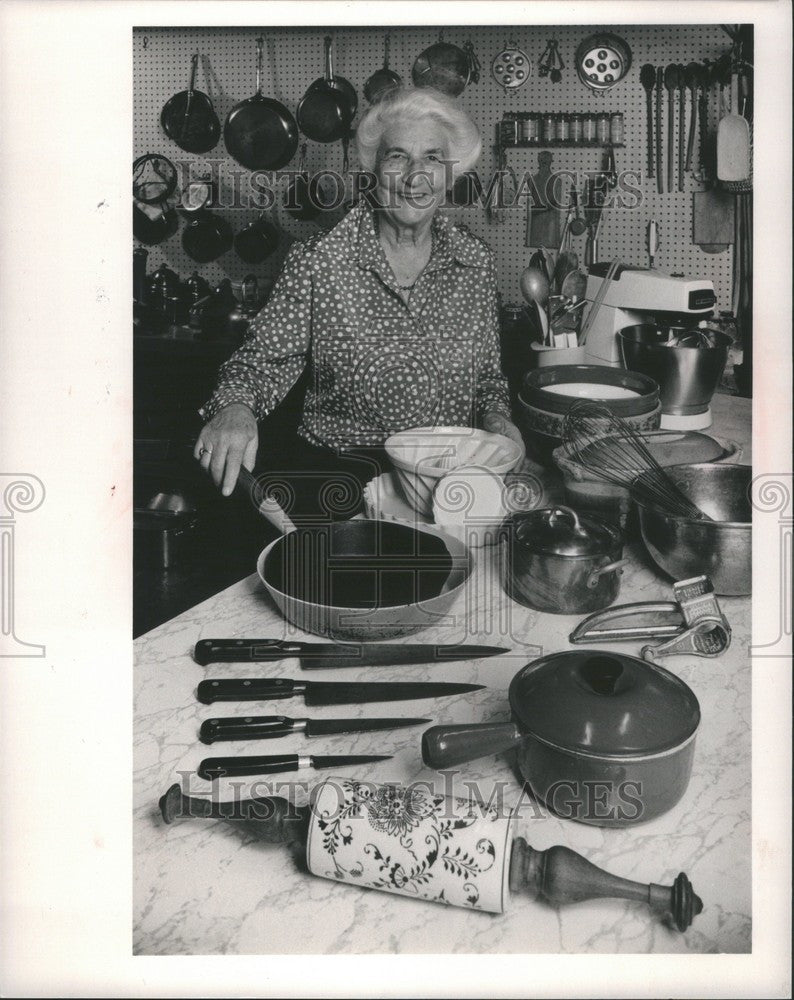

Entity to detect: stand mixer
[583,264,724,430]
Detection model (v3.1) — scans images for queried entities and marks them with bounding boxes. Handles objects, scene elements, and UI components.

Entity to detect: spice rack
[498,111,625,147]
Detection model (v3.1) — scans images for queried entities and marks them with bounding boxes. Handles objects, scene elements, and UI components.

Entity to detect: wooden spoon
[640,64,656,180]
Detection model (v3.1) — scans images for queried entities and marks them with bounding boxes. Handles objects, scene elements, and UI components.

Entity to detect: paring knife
[197,677,485,706]
[194,638,509,669]
[199,714,431,745]
[198,753,392,780]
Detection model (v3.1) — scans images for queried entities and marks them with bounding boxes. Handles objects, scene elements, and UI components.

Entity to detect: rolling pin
[159,776,702,930]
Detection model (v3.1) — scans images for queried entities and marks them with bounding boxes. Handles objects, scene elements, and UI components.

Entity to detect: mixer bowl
[635,463,751,596]
[618,325,731,416]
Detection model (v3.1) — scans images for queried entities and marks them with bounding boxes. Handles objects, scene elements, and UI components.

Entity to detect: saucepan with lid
[502,506,627,615]
[423,649,700,827]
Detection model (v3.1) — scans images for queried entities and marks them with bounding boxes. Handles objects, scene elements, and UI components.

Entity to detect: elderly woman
[196,88,521,516]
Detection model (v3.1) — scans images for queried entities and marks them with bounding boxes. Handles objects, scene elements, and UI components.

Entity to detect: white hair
[356,88,482,179]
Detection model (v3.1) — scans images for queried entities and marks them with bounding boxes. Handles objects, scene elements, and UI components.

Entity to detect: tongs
[569,575,731,659]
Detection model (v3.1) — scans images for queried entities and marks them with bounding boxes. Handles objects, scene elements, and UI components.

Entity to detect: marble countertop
[134,395,752,956]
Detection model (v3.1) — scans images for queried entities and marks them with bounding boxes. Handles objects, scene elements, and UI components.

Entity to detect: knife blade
[196,677,485,706]
[199,714,431,745]
[194,638,508,668]
[197,753,392,780]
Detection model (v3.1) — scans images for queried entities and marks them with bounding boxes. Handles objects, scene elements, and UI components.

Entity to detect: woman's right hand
[194,403,259,497]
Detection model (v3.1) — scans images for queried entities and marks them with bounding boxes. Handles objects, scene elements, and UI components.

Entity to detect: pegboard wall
[133,24,740,310]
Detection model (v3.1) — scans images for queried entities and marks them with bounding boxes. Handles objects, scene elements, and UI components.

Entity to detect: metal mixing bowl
[635,463,751,595]
[618,325,732,416]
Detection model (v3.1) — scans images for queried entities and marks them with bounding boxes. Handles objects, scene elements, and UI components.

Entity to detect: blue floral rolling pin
[159,777,702,931]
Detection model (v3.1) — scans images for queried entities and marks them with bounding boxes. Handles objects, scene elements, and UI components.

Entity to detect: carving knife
[194,638,509,668]
[198,753,392,780]
[199,714,431,745]
[197,677,485,706]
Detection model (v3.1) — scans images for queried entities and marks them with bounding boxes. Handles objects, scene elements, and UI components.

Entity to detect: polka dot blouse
[202,200,511,451]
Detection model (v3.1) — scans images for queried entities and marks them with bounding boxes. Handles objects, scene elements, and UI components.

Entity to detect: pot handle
[548,506,583,533]
[422,722,523,769]
[586,558,628,589]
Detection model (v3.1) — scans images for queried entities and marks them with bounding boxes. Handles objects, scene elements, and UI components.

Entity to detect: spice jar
[569,113,583,144]
[610,112,624,145]
[596,113,611,144]
[542,113,557,143]
[556,113,570,142]
[525,114,540,143]
[500,114,518,146]
[582,114,597,142]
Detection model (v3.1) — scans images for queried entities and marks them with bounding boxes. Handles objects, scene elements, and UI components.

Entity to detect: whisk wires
[562,401,712,520]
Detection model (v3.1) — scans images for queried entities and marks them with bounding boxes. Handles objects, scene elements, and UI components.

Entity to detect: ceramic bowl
[385,426,524,518]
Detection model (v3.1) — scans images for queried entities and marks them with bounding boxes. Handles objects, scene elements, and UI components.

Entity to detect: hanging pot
[364,32,402,104]
[181,210,233,263]
[502,506,627,615]
[224,36,299,171]
[422,649,700,826]
[297,35,358,144]
[160,53,221,154]
[133,202,178,245]
[412,35,479,97]
[234,213,280,263]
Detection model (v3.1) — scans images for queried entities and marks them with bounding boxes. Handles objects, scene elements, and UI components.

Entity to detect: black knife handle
[196,678,302,704]
[198,755,302,780]
[199,715,302,744]
[194,639,306,665]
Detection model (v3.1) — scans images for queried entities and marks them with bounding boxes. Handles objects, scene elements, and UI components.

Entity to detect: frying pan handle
[255,36,264,96]
[422,722,523,769]
[189,53,198,92]
[236,466,296,535]
[324,35,335,83]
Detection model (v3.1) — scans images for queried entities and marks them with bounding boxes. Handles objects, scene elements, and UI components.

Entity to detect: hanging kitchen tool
[422,649,701,827]
[486,144,518,224]
[283,143,319,220]
[527,150,560,248]
[412,33,479,97]
[224,36,299,170]
[575,33,632,91]
[537,38,565,82]
[569,180,588,235]
[181,209,233,263]
[655,66,664,193]
[692,187,734,248]
[569,574,731,660]
[647,219,659,267]
[364,32,402,104]
[133,155,179,245]
[663,64,680,194]
[491,41,532,89]
[179,178,214,215]
[640,64,656,180]
[133,153,178,205]
[160,53,221,154]
[234,212,280,264]
[717,70,751,182]
[684,62,702,172]
[160,777,703,930]
[297,35,358,143]
[676,63,687,191]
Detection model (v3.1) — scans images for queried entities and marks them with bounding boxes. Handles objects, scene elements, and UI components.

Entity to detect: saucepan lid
[512,506,621,557]
[509,650,700,757]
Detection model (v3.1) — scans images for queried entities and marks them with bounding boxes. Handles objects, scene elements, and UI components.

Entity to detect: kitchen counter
[134,394,752,956]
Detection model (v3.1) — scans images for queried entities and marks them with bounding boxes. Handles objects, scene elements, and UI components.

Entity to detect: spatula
[717,71,751,182]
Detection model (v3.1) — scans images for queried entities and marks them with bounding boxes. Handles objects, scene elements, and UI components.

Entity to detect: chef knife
[197,753,392,780]
[194,638,509,668]
[199,714,431,745]
[196,677,485,706]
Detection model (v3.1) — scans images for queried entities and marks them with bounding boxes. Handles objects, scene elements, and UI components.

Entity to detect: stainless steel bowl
[618,325,731,416]
[635,463,751,595]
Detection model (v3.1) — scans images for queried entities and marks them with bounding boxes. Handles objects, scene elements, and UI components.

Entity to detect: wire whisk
[561,401,712,520]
